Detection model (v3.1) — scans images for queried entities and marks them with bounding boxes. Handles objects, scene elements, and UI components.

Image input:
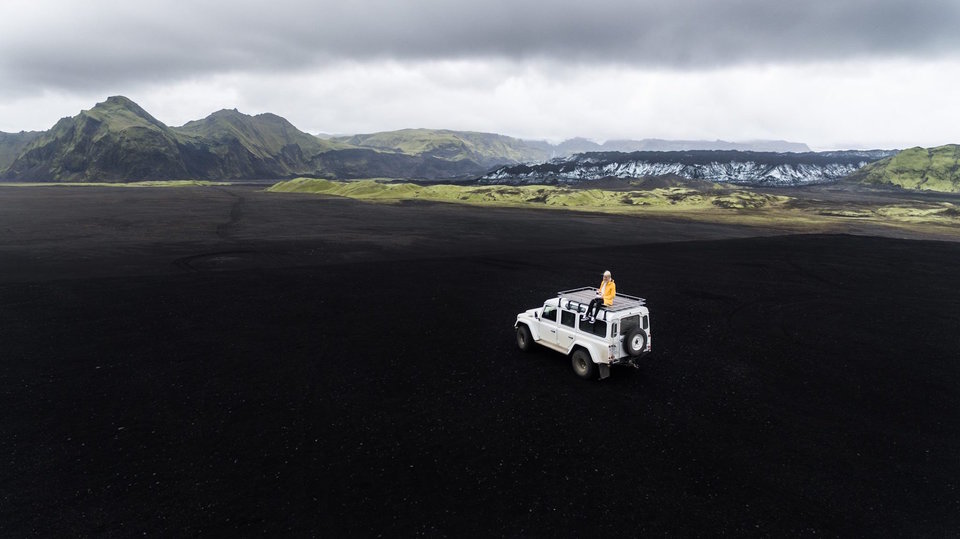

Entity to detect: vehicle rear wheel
[516,325,533,352]
[571,348,597,380]
[623,327,647,357]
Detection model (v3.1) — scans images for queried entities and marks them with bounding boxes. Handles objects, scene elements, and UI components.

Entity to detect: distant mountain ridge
[1,97,501,181]
[545,138,811,155]
[332,129,551,167]
[482,150,899,186]
[329,131,811,162]
[0,96,882,183]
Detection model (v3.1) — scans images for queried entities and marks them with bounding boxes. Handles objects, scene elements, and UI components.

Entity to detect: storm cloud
[2,0,959,149]
[2,0,959,94]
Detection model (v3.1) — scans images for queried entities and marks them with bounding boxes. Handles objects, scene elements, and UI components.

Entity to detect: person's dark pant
[585,298,604,320]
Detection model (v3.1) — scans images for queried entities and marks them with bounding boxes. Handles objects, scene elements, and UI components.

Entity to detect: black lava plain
[1,186,958,536]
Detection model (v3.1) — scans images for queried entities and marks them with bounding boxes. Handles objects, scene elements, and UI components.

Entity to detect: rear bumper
[599,352,649,379]
[611,352,650,368]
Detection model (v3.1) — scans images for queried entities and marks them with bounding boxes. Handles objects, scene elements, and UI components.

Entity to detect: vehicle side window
[621,314,640,334]
[579,318,608,338]
[560,310,575,328]
[542,305,557,322]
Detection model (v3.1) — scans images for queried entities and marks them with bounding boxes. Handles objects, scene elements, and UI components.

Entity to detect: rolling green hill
[268,178,960,234]
[333,128,550,166]
[850,145,960,192]
[268,177,789,212]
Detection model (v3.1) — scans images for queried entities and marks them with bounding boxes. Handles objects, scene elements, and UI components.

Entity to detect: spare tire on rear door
[623,327,647,357]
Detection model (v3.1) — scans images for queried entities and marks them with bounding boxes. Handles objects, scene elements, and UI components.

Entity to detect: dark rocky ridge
[482,149,899,186]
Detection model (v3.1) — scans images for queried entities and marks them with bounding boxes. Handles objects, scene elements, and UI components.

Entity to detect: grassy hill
[268,178,960,235]
[268,177,788,212]
[333,129,550,166]
[850,145,960,192]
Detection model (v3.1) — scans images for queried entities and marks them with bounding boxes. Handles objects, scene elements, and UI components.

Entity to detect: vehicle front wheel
[516,325,533,352]
[571,348,597,380]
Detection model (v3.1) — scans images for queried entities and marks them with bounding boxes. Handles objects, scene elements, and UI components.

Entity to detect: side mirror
[534,311,540,320]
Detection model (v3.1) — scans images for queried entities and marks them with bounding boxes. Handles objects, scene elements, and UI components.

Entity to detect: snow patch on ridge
[481,153,881,186]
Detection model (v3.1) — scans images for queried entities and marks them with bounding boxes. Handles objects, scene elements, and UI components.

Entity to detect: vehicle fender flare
[568,344,601,365]
[516,319,541,341]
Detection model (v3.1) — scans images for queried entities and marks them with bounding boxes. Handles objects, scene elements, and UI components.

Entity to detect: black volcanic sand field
[1,186,959,535]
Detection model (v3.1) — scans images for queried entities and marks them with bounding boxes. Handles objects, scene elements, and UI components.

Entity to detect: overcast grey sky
[1,0,958,148]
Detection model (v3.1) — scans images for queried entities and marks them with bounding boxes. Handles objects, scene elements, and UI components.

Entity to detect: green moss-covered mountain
[176,109,324,179]
[0,97,534,182]
[333,129,551,166]
[849,145,960,192]
[5,96,191,181]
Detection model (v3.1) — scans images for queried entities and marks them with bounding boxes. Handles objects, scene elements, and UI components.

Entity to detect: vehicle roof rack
[557,287,646,319]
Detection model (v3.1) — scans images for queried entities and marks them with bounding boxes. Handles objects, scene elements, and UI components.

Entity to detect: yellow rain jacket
[599,279,616,306]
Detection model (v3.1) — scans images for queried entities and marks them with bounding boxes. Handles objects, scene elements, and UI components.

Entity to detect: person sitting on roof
[584,270,616,323]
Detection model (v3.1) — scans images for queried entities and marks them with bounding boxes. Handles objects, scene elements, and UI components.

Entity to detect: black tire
[571,348,597,380]
[623,327,648,357]
[516,324,533,352]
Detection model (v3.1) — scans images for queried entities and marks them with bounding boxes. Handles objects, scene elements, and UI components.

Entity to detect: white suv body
[514,287,652,380]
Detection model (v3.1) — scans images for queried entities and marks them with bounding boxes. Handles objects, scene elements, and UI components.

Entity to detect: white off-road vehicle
[514,287,652,380]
